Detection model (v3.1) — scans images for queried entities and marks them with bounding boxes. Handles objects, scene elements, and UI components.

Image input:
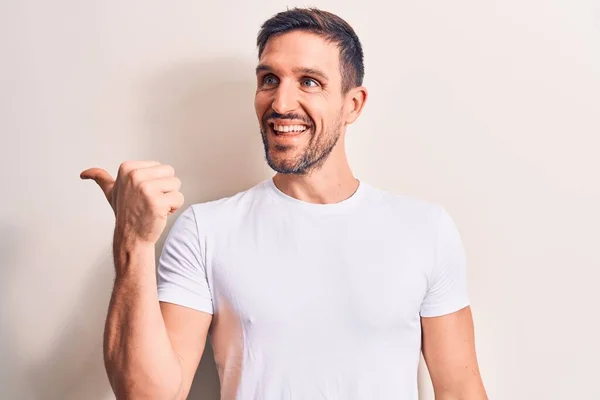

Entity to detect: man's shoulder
[186,178,271,220]
[364,182,444,220]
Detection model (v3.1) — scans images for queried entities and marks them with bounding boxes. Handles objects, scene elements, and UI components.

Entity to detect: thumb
[80,168,115,204]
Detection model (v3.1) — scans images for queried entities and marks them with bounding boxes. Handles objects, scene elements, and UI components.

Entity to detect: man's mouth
[269,123,310,137]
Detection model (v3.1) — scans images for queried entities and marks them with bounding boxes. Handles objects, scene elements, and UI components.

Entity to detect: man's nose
[272,82,299,114]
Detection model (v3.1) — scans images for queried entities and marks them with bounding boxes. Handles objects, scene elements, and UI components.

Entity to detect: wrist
[112,232,156,280]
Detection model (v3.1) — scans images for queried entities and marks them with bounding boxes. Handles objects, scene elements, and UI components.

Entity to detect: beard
[260,113,342,175]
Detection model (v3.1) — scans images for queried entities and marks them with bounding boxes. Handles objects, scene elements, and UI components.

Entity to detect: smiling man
[84,7,487,400]
[255,24,356,177]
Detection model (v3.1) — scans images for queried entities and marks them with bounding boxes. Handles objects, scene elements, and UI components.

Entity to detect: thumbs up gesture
[80,161,184,245]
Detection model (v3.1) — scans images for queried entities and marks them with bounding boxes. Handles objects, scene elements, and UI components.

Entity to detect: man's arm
[81,160,213,399]
[421,306,487,400]
[160,301,213,398]
[104,243,212,399]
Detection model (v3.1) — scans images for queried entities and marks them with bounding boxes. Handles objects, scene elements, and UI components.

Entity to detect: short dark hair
[257,7,364,94]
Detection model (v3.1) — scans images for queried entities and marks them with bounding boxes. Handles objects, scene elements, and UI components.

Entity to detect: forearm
[104,241,183,399]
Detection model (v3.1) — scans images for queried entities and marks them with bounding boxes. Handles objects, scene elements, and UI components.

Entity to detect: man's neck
[272,163,359,205]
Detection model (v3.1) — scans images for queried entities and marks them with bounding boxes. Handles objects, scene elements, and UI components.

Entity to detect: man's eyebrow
[255,64,329,81]
[292,67,329,81]
[255,64,272,75]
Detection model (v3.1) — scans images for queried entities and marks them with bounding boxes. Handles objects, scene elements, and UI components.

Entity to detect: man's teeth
[273,124,308,133]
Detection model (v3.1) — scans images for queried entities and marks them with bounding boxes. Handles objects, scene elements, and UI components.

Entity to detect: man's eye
[302,78,318,87]
[263,75,278,85]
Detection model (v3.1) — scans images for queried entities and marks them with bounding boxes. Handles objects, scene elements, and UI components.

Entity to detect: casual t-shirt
[157,178,469,400]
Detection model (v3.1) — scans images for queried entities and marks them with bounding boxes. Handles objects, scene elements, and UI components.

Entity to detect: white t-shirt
[157,178,469,400]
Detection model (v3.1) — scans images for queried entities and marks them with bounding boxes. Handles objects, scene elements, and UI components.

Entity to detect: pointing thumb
[80,168,115,205]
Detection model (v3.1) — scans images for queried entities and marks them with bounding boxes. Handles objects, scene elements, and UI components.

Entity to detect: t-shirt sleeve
[419,207,470,317]
[156,205,214,314]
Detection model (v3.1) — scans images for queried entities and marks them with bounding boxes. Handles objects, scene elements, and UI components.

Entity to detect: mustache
[263,111,312,126]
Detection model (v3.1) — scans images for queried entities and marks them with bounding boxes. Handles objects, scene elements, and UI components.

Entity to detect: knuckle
[129,168,142,184]
[138,180,152,195]
[168,192,185,213]
[119,161,132,175]
[175,191,185,205]
[163,164,175,176]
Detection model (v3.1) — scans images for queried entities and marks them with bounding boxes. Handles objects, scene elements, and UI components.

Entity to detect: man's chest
[206,225,431,333]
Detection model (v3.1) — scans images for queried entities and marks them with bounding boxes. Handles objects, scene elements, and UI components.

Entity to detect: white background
[1,0,598,399]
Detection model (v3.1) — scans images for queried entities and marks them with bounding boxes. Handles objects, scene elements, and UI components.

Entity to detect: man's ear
[344,86,368,125]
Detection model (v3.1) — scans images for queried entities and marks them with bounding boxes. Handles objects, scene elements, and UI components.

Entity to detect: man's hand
[80,160,184,246]
[81,161,199,399]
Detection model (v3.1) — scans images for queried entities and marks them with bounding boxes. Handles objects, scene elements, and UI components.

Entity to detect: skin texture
[422,307,488,399]
[80,29,487,399]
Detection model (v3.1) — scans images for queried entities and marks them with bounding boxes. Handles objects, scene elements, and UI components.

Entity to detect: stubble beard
[260,117,342,175]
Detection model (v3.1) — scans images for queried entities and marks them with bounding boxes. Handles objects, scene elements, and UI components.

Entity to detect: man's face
[255,31,346,175]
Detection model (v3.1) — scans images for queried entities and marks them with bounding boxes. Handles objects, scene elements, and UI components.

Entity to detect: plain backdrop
[1,0,598,399]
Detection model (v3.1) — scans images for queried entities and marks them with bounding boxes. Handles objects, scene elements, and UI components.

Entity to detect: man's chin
[266,154,305,175]
[267,159,295,174]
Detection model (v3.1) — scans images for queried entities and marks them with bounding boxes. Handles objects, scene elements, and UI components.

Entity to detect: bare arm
[159,301,212,398]
[104,242,212,399]
[421,306,487,400]
[82,161,212,399]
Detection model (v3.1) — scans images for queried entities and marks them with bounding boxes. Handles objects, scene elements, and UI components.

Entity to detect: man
[81,7,487,400]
